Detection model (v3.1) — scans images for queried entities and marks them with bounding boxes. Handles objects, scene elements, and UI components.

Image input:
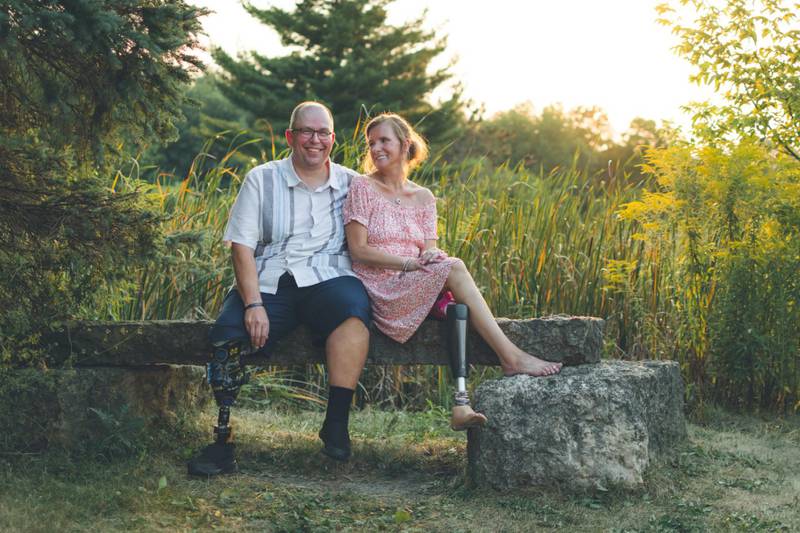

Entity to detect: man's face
[286,107,335,171]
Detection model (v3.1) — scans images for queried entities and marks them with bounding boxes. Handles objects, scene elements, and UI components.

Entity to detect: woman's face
[367,122,409,173]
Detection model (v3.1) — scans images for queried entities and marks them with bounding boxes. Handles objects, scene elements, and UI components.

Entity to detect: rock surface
[1,365,208,451]
[46,315,604,367]
[467,360,686,491]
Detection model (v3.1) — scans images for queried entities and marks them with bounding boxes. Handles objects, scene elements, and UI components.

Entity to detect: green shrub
[620,141,800,411]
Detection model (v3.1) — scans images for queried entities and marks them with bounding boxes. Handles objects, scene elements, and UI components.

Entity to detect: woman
[344,113,562,431]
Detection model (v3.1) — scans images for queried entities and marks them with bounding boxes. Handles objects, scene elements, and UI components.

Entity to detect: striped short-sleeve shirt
[223,157,359,294]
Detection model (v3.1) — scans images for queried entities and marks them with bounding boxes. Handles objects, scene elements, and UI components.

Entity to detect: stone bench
[46,315,605,367]
[31,315,686,491]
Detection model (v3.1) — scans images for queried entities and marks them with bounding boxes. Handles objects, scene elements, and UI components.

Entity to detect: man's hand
[244,306,269,350]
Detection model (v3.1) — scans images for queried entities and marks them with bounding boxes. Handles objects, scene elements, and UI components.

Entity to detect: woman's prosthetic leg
[446,303,488,430]
[207,338,250,444]
[446,303,470,405]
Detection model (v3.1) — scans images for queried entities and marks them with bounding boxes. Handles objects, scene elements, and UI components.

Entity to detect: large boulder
[467,360,686,491]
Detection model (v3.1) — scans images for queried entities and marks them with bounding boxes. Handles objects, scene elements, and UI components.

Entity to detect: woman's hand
[402,257,430,272]
[419,248,446,265]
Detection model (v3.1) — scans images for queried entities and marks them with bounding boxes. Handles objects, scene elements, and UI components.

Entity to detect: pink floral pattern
[344,175,458,343]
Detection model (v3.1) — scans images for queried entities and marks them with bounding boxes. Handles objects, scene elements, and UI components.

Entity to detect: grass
[1,406,798,532]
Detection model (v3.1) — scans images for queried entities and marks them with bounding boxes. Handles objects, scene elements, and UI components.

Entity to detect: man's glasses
[291,128,333,140]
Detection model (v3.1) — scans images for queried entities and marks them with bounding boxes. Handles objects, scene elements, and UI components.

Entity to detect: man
[188,102,371,476]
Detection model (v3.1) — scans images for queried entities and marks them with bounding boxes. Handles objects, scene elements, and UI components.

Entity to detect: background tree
[658,0,800,159]
[212,0,466,147]
[455,103,670,179]
[142,74,261,177]
[0,0,207,364]
[456,103,599,172]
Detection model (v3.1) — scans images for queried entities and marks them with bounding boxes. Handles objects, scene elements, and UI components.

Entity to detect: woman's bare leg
[444,260,562,377]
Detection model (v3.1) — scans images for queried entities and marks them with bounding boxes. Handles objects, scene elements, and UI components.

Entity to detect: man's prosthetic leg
[187,337,250,476]
[446,303,487,430]
[207,338,251,444]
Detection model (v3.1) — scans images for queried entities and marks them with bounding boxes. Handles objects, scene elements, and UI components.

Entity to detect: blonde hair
[289,101,334,130]
[362,113,429,174]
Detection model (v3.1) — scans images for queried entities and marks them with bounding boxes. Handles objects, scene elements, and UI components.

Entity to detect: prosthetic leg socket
[447,303,470,400]
[207,338,250,444]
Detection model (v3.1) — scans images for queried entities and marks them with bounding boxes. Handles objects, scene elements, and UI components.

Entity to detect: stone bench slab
[467,360,687,491]
[47,315,604,367]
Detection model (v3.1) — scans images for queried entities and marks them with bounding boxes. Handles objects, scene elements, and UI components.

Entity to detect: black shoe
[187,442,237,476]
[319,420,351,462]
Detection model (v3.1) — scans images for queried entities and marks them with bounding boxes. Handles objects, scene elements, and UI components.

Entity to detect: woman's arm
[345,221,426,271]
[417,188,445,264]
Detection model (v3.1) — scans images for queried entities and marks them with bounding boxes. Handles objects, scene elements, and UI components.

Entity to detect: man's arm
[231,242,269,350]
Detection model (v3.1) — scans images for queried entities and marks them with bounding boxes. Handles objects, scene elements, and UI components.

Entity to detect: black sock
[325,386,354,425]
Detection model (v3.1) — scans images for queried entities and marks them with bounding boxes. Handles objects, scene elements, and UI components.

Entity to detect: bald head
[289,101,334,131]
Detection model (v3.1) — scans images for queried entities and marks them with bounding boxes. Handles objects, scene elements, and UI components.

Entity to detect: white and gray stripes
[223,157,359,294]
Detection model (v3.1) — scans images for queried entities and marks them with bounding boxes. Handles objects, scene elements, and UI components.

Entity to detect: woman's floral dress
[344,175,458,343]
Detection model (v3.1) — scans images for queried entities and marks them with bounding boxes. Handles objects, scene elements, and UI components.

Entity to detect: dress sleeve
[420,200,439,240]
[343,176,372,228]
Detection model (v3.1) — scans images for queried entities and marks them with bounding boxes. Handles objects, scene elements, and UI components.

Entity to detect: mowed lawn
[1,406,798,532]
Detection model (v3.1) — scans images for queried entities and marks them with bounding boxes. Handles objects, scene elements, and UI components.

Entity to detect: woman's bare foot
[450,404,488,431]
[501,350,563,377]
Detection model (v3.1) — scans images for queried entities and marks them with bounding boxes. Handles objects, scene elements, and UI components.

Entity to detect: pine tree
[213,0,465,145]
[142,74,260,176]
[0,0,207,364]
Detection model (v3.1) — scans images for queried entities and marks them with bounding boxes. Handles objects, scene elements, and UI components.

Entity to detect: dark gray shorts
[209,273,371,353]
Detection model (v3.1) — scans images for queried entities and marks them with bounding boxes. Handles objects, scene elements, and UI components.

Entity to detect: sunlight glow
[192,0,715,135]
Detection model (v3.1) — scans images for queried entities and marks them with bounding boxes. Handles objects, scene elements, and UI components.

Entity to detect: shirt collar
[283,157,340,190]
